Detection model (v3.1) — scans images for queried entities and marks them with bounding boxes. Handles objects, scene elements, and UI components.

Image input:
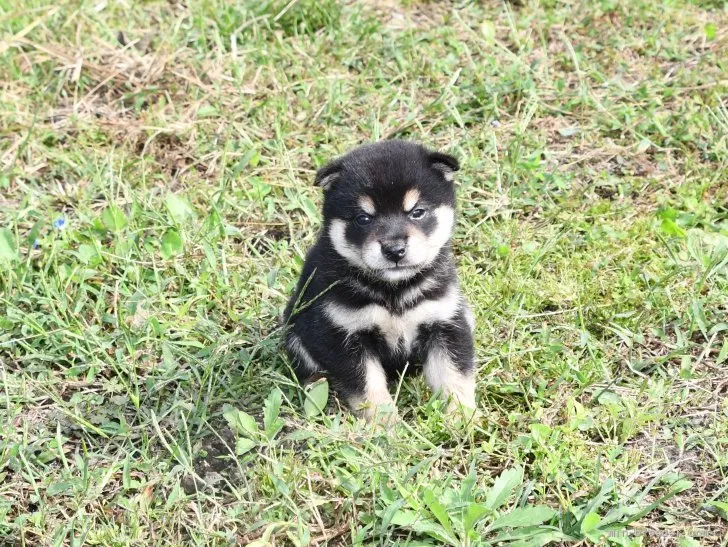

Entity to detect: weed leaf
[488,506,557,531]
[303,379,328,418]
[580,512,601,533]
[222,405,259,438]
[166,194,195,224]
[236,438,257,455]
[463,502,489,532]
[485,466,523,511]
[263,388,284,440]
[423,488,454,537]
[101,206,128,232]
[390,509,456,545]
[161,229,184,259]
[0,229,17,263]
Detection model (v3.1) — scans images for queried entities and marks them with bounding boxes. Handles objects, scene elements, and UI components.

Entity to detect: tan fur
[359,195,376,215]
[402,188,420,212]
[348,358,396,422]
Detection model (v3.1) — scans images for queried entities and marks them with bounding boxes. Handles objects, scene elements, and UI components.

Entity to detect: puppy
[283,140,475,420]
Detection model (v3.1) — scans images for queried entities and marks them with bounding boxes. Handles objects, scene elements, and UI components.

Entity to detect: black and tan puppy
[283,140,475,420]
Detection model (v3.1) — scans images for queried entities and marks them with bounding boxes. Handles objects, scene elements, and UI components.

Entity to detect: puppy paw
[358,402,399,426]
[444,398,479,427]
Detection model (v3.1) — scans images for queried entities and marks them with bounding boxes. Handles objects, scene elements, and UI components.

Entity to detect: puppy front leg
[423,346,476,411]
[422,310,477,412]
[345,357,397,422]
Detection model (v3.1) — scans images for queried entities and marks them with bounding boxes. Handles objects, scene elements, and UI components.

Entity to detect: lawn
[1,0,727,545]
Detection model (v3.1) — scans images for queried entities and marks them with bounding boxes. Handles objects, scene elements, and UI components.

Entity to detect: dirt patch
[181,427,242,494]
[357,0,447,30]
[134,132,194,178]
[623,436,727,545]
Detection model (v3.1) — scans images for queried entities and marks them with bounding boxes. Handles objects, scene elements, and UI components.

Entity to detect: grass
[1,0,727,544]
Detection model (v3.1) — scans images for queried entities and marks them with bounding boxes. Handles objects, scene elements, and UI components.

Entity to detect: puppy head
[315,140,459,282]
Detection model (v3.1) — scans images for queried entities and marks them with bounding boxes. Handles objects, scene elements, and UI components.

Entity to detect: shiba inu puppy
[283,140,475,420]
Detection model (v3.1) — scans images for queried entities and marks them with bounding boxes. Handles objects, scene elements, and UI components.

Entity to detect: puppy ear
[429,151,459,181]
[314,160,342,191]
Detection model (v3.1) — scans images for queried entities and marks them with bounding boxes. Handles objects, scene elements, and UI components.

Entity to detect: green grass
[1,0,727,544]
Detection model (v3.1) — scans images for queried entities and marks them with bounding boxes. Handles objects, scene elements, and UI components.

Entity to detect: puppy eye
[409,208,427,220]
[355,213,373,226]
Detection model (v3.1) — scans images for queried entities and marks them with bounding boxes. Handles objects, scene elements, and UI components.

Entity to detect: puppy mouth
[368,256,426,275]
[370,263,422,282]
[373,263,423,280]
[382,264,418,271]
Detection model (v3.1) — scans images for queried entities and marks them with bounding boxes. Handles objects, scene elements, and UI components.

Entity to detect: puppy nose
[381,239,407,263]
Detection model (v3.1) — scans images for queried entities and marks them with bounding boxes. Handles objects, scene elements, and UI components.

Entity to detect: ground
[1,0,727,545]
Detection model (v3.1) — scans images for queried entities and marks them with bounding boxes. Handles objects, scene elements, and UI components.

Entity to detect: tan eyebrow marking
[403,189,420,212]
[359,195,376,215]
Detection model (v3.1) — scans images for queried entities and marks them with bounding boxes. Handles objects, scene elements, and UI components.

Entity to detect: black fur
[283,140,474,409]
